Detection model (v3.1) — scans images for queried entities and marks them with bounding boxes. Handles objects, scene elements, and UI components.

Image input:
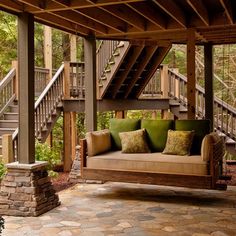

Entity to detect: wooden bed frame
[80,139,228,190]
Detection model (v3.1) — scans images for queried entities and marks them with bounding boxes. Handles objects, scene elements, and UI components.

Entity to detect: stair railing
[96,40,120,84]
[0,68,16,118]
[167,68,236,140]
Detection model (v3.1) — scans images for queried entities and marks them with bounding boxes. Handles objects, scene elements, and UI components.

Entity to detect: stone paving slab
[2,182,236,236]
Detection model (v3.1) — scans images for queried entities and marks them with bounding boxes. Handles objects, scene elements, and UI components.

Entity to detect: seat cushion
[109,118,140,150]
[87,151,208,175]
[119,129,150,153]
[175,120,210,155]
[141,119,174,152]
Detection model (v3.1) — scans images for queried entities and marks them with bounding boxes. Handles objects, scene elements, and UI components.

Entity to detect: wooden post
[84,37,97,132]
[160,64,169,98]
[44,26,52,80]
[63,61,72,171]
[204,44,214,131]
[173,68,180,99]
[18,12,35,164]
[115,111,125,119]
[2,134,14,164]
[11,61,18,101]
[187,29,196,119]
[70,34,78,161]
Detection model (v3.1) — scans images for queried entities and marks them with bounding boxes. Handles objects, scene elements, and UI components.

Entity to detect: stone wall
[0,161,60,216]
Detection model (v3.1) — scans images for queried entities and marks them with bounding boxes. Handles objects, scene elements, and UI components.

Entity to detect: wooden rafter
[187,0,209,26]
[112,46,144,99]
[124,46,158,98]
[152,0,186,28]
[126,2,166,30]
[100,4,146,31]
[219,0,234,24]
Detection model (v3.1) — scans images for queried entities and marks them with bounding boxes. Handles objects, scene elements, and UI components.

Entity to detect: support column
[84,37,97,132]
[187,29,196,119]
[18,12,35,164]
[44,26,52,79]
[204,44,214,131]
[115,111,125,119]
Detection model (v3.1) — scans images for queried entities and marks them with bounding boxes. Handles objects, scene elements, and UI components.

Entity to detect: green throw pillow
[175,120,210,155]
[163,130,195,156]
[141,119,174,152]
[119,129,150,153]
[110,118,140,150]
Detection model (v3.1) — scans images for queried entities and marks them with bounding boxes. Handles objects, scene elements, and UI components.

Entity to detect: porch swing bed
[80,119,228,190]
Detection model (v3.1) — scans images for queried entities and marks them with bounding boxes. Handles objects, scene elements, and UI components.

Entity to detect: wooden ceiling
[1,0,236,44]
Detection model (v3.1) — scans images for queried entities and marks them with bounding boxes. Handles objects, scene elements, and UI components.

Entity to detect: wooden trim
[82,168,213,189]
[2,134,14,164]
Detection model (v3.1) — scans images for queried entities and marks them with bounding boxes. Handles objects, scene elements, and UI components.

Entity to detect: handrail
[167,68,236,140]
[0,68,16,117]
[35,67,50,96]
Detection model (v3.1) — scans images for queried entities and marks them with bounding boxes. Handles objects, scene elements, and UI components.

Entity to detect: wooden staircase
[97,40,171,99]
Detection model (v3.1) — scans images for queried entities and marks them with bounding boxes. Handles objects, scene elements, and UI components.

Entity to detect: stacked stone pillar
[0,162,60,216]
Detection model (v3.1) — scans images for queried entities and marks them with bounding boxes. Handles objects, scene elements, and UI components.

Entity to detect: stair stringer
[99,42,131,99]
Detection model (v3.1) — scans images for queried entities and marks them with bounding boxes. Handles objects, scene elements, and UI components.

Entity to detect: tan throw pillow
[86,129,111,156]
[163,130,194,156]
[119,129,150,153]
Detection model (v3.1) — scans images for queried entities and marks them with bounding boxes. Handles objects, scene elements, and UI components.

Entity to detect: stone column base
[0,161,60,216]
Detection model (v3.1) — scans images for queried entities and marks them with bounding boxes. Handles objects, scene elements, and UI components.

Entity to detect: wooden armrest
[80,139,87,173]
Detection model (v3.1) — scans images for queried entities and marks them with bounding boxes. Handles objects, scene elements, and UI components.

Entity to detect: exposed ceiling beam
[76,8,127,33]
[0,0,23,13]
[101,4,146,31]
[187,0,209,26]
[28,0,144,13]
[35,12,90,35]
[219,0,234,24]
[127,2,166,29]
[152,0,186,28]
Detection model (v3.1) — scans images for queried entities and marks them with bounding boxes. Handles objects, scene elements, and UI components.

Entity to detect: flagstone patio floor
[2,182,236,236]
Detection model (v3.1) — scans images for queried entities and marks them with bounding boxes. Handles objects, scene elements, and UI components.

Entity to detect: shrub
[0,162,6,180]
[35,141,61,178]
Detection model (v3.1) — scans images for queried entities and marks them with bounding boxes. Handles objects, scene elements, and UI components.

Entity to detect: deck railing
[0,68,16,118]
[167,68,236,140]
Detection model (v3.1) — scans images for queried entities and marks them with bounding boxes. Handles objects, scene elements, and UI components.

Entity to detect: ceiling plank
[112,45,144,98]
[52,10,108,35]
[0,0,23,13]
[100,4,146,31]
[127,2,166,29]
[76,8,127,33]
[219,0,234,24]
[187,0,209,26]
[30,0,144,13]
[124,46,158,98]
[35,12,90,35]
[152,0,186,28]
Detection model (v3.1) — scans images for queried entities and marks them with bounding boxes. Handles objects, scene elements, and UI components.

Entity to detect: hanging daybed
[80,119,228,190]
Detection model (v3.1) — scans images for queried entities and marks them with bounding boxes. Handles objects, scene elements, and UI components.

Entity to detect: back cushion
[141,119,174,152]
[110,118,140,150]
[175,120,210,155]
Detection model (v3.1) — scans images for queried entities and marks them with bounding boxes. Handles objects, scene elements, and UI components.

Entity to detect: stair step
[105,69,111,73]
[3,113,18,120]
[9,105,18,113]
[0,128,16,135]
[117,42,125,48]
[113,52,120,57]
[109,61,115,65]
[0,120,18,128]
[0,145,2,155]
[101,76,107,81]
[0,137,2,145]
